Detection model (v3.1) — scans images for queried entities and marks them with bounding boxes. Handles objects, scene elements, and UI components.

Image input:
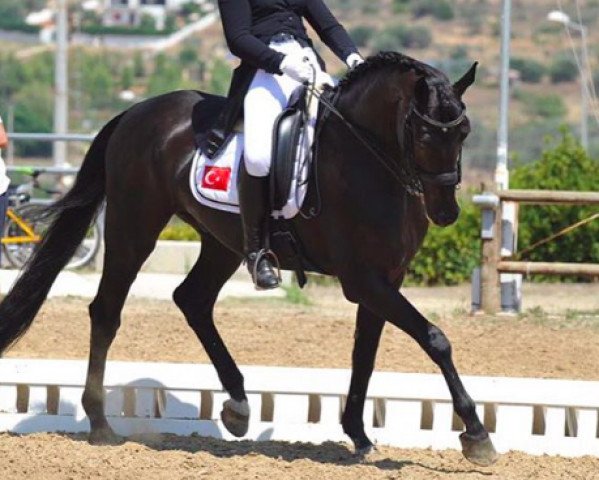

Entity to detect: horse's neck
[339,82,397,143]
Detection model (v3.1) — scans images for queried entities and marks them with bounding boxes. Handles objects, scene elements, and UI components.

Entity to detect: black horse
[0,53,497,466]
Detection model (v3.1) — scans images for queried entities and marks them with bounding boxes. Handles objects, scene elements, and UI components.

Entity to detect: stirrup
[250,249,282,290]
[199,130,228,160]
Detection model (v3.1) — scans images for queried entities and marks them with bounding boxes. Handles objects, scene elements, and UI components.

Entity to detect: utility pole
[495,0,511,191]
[54,0,69,167]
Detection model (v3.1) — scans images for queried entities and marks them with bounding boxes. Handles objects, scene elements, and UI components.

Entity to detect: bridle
[406,102,467,190]
[308,83,467,196]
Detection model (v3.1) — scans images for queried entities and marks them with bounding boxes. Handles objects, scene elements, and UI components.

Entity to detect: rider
[213,0,364,290]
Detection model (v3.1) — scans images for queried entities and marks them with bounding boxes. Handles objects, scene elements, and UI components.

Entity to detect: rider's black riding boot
[239,171,280,290]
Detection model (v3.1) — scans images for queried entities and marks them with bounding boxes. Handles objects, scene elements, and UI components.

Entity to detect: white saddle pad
[190,93,320,220]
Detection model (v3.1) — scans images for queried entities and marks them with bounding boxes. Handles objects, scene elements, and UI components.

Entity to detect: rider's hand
[346,53,364,70]
[280,53,313,84]
[315,71,335,89]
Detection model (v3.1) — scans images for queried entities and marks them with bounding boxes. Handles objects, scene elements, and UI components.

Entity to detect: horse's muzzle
[429,207,460,227]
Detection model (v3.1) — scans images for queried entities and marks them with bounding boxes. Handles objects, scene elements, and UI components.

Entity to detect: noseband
[405,103,466,189]
[310,84,466,196]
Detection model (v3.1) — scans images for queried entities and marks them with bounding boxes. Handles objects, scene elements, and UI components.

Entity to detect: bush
[411,0,454,21]
[511,130,599,275]
[510,57,545,83]
[549,56,578,83]
[147,53,186,96]
[407,129,599,285]
[514,91,566,119]
[159,222,200,241]
[407,200,480,285]
[372,30,401,51]
[349,25,375,48]
[392,0,410,14]
[13,83,53,157]
[208,58,233,96]
[373,24,432,51]
[402,26,432,49]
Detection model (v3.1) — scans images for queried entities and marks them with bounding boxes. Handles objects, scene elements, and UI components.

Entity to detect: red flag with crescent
[201,166,231,191]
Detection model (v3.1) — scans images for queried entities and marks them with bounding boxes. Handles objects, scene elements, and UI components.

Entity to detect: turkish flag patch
[201,166,231,191]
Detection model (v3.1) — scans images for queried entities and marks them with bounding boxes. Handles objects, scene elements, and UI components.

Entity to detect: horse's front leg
[340,273,498,467]
[341,304,385,455]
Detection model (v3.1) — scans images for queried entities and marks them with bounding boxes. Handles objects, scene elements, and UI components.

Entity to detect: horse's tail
[0,112,125,356]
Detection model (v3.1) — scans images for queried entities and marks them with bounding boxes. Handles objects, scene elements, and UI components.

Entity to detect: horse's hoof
[220,399,250,438]
[355,443,378,462]
[88,426,124,446]
[459,431,499,467]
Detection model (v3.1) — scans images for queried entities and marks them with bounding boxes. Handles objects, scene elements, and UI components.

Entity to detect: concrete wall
[93,240,292,284]
[94,240,201,274]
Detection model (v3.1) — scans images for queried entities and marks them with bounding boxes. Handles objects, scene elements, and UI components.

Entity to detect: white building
[102,0,210,31]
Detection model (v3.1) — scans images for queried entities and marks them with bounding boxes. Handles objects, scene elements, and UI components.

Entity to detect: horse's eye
[460,125,470,140]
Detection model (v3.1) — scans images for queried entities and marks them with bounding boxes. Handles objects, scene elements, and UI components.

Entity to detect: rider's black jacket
[218,0,359,74]
[197,1,359,155]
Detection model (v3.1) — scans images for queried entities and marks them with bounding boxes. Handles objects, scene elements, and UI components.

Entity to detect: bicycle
[1,167,102,269]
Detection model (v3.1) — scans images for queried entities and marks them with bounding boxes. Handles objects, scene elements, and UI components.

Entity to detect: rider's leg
[240,65,299,289]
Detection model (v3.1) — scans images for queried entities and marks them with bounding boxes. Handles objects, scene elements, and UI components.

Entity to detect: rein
[307,84,465,196]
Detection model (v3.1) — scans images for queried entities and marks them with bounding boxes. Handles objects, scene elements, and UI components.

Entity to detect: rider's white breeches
[243,40,323,178]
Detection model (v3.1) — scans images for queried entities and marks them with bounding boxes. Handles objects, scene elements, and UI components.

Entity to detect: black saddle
[270,86,308,211]
[193,87,309,213]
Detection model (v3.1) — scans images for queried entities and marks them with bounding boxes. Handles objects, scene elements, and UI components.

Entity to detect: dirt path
[1,283,599,479]
[6,283,599,379]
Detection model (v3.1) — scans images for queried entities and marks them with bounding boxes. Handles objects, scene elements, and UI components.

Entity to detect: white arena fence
[0,359,598,457]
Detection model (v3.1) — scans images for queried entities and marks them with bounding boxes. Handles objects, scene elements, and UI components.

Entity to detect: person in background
[0,114,10,266]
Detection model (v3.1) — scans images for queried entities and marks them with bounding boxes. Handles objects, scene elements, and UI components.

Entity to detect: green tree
[510,57,545,84]
[549,56,578,83]
[373,24,432,51]
[13,83,53,157]
[0,0,38,31]
[181,1,203,17]
[139,13,157,32]
[0,54,26,99]
[0,0,25,23]
[208,58,233,96]
[407,200,480,285]
[22,51,54,86]
[133,51,146,78]
[82,56,115,108]
[179,46,199,66]
[411,0,454,20]
[349,26,375,48]
[165,14,177,32]
[515,91,566,119]
[147,54,184,96]
[121,66,134,91]
[511,130,599,273]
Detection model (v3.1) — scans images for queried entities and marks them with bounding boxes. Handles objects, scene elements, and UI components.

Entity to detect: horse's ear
[414,77,429,105]
[453,62,478,98]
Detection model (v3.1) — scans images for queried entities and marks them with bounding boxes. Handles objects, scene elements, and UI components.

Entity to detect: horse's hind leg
[82,201,171,445]
[172,233,247,436]
[341,305,385,455]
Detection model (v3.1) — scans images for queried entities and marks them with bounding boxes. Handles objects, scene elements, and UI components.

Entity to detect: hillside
[321,0,599,171]
[1,0,599,174]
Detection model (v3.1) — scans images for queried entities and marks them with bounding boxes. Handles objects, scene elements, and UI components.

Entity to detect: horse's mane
[338,51,449,91]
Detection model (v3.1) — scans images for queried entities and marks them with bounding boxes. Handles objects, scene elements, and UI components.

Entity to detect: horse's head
[406,63,477,226]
